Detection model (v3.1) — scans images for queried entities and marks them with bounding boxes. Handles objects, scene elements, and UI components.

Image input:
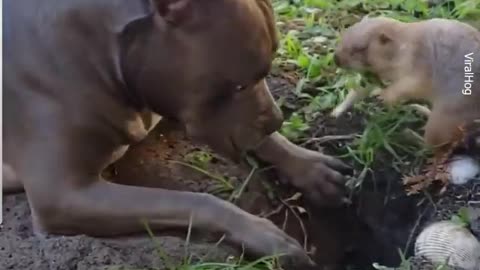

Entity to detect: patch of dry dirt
[0,117,357,270]
[1,193,233,270]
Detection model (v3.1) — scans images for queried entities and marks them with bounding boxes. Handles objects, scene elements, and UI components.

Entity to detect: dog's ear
[152,0,191,27]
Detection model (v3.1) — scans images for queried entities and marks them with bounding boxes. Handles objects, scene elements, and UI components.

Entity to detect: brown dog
[334,16,480,152]
[3,0,351,265]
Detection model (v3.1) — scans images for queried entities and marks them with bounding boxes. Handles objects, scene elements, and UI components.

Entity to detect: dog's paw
[280,151,352,208]
[232,215,315,267]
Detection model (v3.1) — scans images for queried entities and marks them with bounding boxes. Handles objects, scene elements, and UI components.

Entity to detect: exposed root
[262,204,286,219]
[330,88,371,118]
[282,209,289,232]
[280,193,310,252]
[301,134,359,146]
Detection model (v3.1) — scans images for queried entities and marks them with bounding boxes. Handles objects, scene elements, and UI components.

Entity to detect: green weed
[184,151,214,170]
[273,0,479,177]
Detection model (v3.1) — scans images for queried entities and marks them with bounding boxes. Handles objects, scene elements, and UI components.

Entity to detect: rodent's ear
[151,0,191,27]
[378,31,393,44]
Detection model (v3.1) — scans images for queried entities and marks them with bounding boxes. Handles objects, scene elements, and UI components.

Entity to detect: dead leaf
[402,123,467,195]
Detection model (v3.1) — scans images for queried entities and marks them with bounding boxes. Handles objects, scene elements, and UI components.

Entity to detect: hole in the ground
[211,157,219,164]
[264,168,427,270]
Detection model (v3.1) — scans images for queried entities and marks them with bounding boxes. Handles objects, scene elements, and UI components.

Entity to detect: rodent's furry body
[334,17,480,151]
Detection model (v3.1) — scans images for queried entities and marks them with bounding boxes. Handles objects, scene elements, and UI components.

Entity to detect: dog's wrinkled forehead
[204,0,278,78]
[225,0,278,55]
[252,0,279,52]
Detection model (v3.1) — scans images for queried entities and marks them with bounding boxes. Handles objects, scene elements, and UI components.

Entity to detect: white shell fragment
[414,221,480,270]
[448,155,480,185]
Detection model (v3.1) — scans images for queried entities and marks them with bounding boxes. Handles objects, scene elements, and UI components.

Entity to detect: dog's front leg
[2,163,23,193]
[19,139,312,266]
[30,179,313,265]
[254,132,352,207]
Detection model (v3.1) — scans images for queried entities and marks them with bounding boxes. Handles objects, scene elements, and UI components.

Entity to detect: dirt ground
[1,78,479,270]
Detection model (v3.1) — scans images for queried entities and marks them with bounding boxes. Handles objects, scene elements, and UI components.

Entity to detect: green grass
[119,221,283,270]
[274,0,480,180]
[184,150,215,171]
[133,0,480,269]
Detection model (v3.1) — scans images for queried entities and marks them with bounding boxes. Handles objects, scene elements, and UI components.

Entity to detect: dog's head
[334,17,403,78]
[127,0,282,160]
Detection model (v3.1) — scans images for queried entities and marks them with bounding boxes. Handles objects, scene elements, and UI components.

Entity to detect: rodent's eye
[352,46,367,54]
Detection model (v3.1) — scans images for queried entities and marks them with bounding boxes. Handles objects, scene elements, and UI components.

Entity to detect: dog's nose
[263,105,284,135]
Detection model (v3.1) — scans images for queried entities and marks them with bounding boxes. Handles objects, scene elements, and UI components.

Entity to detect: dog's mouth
[227,135,245,162]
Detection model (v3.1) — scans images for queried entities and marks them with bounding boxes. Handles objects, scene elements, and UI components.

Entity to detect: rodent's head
[334,17,403,78]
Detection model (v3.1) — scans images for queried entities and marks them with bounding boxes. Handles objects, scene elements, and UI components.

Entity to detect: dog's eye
[235,84,248,92]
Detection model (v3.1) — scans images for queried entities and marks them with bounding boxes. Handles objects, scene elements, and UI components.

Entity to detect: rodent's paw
[377,90,398,105]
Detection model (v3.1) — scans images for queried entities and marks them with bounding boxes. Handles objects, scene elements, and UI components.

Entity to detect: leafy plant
[451,207,471,227]
[280,112,310,141]
[184,150,213,170]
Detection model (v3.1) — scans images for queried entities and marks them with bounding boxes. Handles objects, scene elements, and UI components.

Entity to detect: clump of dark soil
[2,78,478,270]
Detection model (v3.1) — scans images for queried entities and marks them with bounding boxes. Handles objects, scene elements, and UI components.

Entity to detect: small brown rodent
[334,16,480,152]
